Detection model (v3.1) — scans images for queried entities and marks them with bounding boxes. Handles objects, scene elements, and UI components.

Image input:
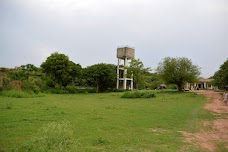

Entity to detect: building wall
[186,80,214,90]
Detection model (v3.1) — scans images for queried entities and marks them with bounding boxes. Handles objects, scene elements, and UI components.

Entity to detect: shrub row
[43,87,128,94]
[121,91,156,98]
[0,89,45,98]
[43,88,97,94]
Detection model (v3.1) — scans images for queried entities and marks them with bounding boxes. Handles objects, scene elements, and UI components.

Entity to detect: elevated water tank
[117,47,135,60]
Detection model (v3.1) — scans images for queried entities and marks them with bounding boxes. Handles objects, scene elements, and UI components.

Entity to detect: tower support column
[123,57,127,89]
[117,59,120,89]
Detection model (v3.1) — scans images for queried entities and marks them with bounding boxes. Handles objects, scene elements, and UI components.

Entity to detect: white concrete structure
[116,47,134,90]
[185,78,215,90]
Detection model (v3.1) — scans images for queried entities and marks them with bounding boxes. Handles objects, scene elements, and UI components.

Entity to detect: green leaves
[213,59,228,89]
[157,57,200,91]
[127,58,150,89]
[84,63,117,92]
[41,52,81,87]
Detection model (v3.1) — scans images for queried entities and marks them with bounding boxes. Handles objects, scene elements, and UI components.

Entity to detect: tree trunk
[177,83,183,92]
[96,80,99,93]
[96,83,99,93]
[136,80,139,90]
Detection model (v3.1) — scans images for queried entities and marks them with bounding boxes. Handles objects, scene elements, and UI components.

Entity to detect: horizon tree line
[1,52,227,92]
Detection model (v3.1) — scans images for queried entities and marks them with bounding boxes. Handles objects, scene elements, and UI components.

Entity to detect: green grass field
[0,91,214,151]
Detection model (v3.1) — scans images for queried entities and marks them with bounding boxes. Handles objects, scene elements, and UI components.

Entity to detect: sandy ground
[180,90,228,151]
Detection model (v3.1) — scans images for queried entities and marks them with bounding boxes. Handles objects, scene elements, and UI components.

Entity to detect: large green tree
[41,52,81,87]
[127,59,150,89]
[84,63,116,92]
[156,57,200,92]
[213,59,228,89]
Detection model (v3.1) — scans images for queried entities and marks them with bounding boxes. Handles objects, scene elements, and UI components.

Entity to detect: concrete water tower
[116,47,135,90]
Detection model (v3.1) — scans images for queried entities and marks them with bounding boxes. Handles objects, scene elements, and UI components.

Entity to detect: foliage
[157,57,200,92]
[0,67,7,72]
[22,78,45,93]
[127,59,150,89]
[41,52,81,87]
[141,92,156,98]
[84,63,117,92]
[43,87,96,94]
[1,76,10,89]
[143,73,164,89]
[0,89,44,98]
[8,64,41,81]
[20,64,39,72]
[121,91,156,98]
[3,64,46,93]
[44,88,70,94]
[166,84,178,90]
[107,88,126,92]
[213,59,228,89]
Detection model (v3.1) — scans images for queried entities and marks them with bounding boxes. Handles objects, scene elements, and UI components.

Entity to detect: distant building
[185,78,215,90]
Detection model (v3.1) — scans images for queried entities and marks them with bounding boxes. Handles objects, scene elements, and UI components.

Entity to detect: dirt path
[180,90,228,151]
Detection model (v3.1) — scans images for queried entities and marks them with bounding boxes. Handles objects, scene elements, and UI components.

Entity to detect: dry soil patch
[181,90,228,151]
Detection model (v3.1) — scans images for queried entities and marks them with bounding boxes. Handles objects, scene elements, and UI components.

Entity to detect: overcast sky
[0,0,227,78]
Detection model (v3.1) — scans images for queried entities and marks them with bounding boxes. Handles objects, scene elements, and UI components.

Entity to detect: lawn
[0,91,214,151]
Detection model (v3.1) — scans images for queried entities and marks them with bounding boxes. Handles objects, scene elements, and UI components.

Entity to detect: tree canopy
[84,63,116,92]
[41,52,81,87]
[213,59,228,89]
[127,58,150,89]
[156,57,200,92]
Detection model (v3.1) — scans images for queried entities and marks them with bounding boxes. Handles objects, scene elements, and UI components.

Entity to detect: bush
[76,89,96,93]
[121,91,156,99]
[45,77,56,88]
[120,92,132,98]
[66,85,77,93]
[22,77,46,94]
[45,88,70,94]
[142,92,156,98]
[108,88,127,92]
[43,88,97,94]
[22,80,37,92]
[167,84,178,90]
[0,87,3,92]
[0,89,44,98]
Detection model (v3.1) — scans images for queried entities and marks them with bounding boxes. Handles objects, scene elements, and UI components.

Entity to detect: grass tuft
[5,102,13,109]
[121,91,156,98]
[19,121,74,152]
[92,137,109,146]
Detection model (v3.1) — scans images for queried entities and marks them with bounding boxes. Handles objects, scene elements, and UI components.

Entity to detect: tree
[127,59,150,89]
[213,59,228,89]
[68,61,82,85]
[156,57,200,92]
[143,73,164,89]
[41,52,81,87]
[84,63,116,92]
[20,64,38,72]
